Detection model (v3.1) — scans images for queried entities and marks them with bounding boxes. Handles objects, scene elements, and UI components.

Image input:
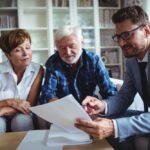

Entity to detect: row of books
[77,0,93,7]
[52,0,69,7]
[52,0,118,7]
[0,15,17,28]
[107,66,120,78]
[99,9,117,27]
[101,49,119,64]
[100,30,117,46]
[77,0,118,7]
[52,0,93,7]
[0,0,17,7]
[99,0,119,7]
[53,10,117,28]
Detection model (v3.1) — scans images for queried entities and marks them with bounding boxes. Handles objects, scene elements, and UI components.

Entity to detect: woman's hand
[0,106,17,116]
[7,99,31,114]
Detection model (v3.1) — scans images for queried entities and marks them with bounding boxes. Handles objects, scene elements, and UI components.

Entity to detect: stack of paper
[46,124,92,146]
[30,94,93,146]
[17,130,63,150]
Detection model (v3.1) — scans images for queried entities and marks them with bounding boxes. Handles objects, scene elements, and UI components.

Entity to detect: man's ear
[5,52,10,58]
[144,24,150,37]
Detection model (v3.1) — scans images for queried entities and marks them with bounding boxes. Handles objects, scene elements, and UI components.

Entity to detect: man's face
[56,34,83,64]
[114,19,148,59]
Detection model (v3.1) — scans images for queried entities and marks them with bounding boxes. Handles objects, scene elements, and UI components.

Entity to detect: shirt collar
[0,60,14,73]
[137,51,148,63]
[0,60,35,76]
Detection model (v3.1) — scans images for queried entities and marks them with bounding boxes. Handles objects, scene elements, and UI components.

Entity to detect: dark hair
[0,29,31,54]
[112,5,149,25]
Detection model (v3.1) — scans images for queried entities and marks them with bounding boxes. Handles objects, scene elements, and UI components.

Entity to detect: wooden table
[0,131,113,150]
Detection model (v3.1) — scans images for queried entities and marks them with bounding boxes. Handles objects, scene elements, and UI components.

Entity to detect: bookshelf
[98,1,122,79]
[0,0,18,62]
[0,0,123,79]
[17,0,49,64]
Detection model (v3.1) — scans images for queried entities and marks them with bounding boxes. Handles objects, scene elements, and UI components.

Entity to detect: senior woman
[0,29,44,132]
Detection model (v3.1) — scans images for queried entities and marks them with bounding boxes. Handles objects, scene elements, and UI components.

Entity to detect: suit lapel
[147,50,150,95]
[131,58,143,95]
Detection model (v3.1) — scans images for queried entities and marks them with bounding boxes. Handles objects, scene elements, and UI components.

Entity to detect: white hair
[54,25,83,44]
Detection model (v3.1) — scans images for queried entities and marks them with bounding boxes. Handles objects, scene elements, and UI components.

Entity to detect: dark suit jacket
[105,50,150,139]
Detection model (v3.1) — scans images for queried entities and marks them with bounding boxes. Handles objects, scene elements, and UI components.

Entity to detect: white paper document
[17,130,63,150]
[29,94,93,146]
[30,94,91,130]
[46,124,92,146]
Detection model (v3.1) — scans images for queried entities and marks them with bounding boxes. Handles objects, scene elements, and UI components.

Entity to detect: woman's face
[6,38,32,69]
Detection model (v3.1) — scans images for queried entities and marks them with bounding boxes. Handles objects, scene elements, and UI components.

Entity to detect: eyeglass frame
[112,24,145,42]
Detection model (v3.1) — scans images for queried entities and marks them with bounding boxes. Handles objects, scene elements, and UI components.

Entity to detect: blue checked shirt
[40,49,117,104]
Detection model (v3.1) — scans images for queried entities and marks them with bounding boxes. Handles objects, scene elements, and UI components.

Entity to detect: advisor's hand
[82,96,105,116]
[75,117,114,139]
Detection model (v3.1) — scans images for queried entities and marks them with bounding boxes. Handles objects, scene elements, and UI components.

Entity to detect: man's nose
[118,38,127,47]
[65,47,71,55]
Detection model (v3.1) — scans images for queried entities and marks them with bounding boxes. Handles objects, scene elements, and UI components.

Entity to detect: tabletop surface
[0,130,113,150]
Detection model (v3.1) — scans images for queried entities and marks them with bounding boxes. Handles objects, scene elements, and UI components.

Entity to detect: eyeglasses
[112,24,144,42]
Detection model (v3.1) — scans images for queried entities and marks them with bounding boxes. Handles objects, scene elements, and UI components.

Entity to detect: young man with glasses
[75,5,150,150]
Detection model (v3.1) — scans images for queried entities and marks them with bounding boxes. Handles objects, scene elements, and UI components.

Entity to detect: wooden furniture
[0,131,25,150]
[0,131,113,150]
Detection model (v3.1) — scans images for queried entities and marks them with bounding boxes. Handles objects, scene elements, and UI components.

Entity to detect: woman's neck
[13,66,26,84]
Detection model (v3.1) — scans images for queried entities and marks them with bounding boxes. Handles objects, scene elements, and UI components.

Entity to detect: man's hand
[75,117,114,140]
[82,96,105,115]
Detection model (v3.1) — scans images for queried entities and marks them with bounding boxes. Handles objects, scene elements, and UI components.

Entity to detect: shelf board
[77,9,93,13]
[101,46,120,49]
[100,27,115,29]
[24,7,47,13]
[99,7,120,10]
[0,7,17,10]
[0,28,18,31]
[32,48,49,51]
[53,7,69,11]
[25,27,48,31]
[83,46,95,49]
[53,6,69,8]
[77,7,93,10]
[53,27,95,31]
[81,27,94,29]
